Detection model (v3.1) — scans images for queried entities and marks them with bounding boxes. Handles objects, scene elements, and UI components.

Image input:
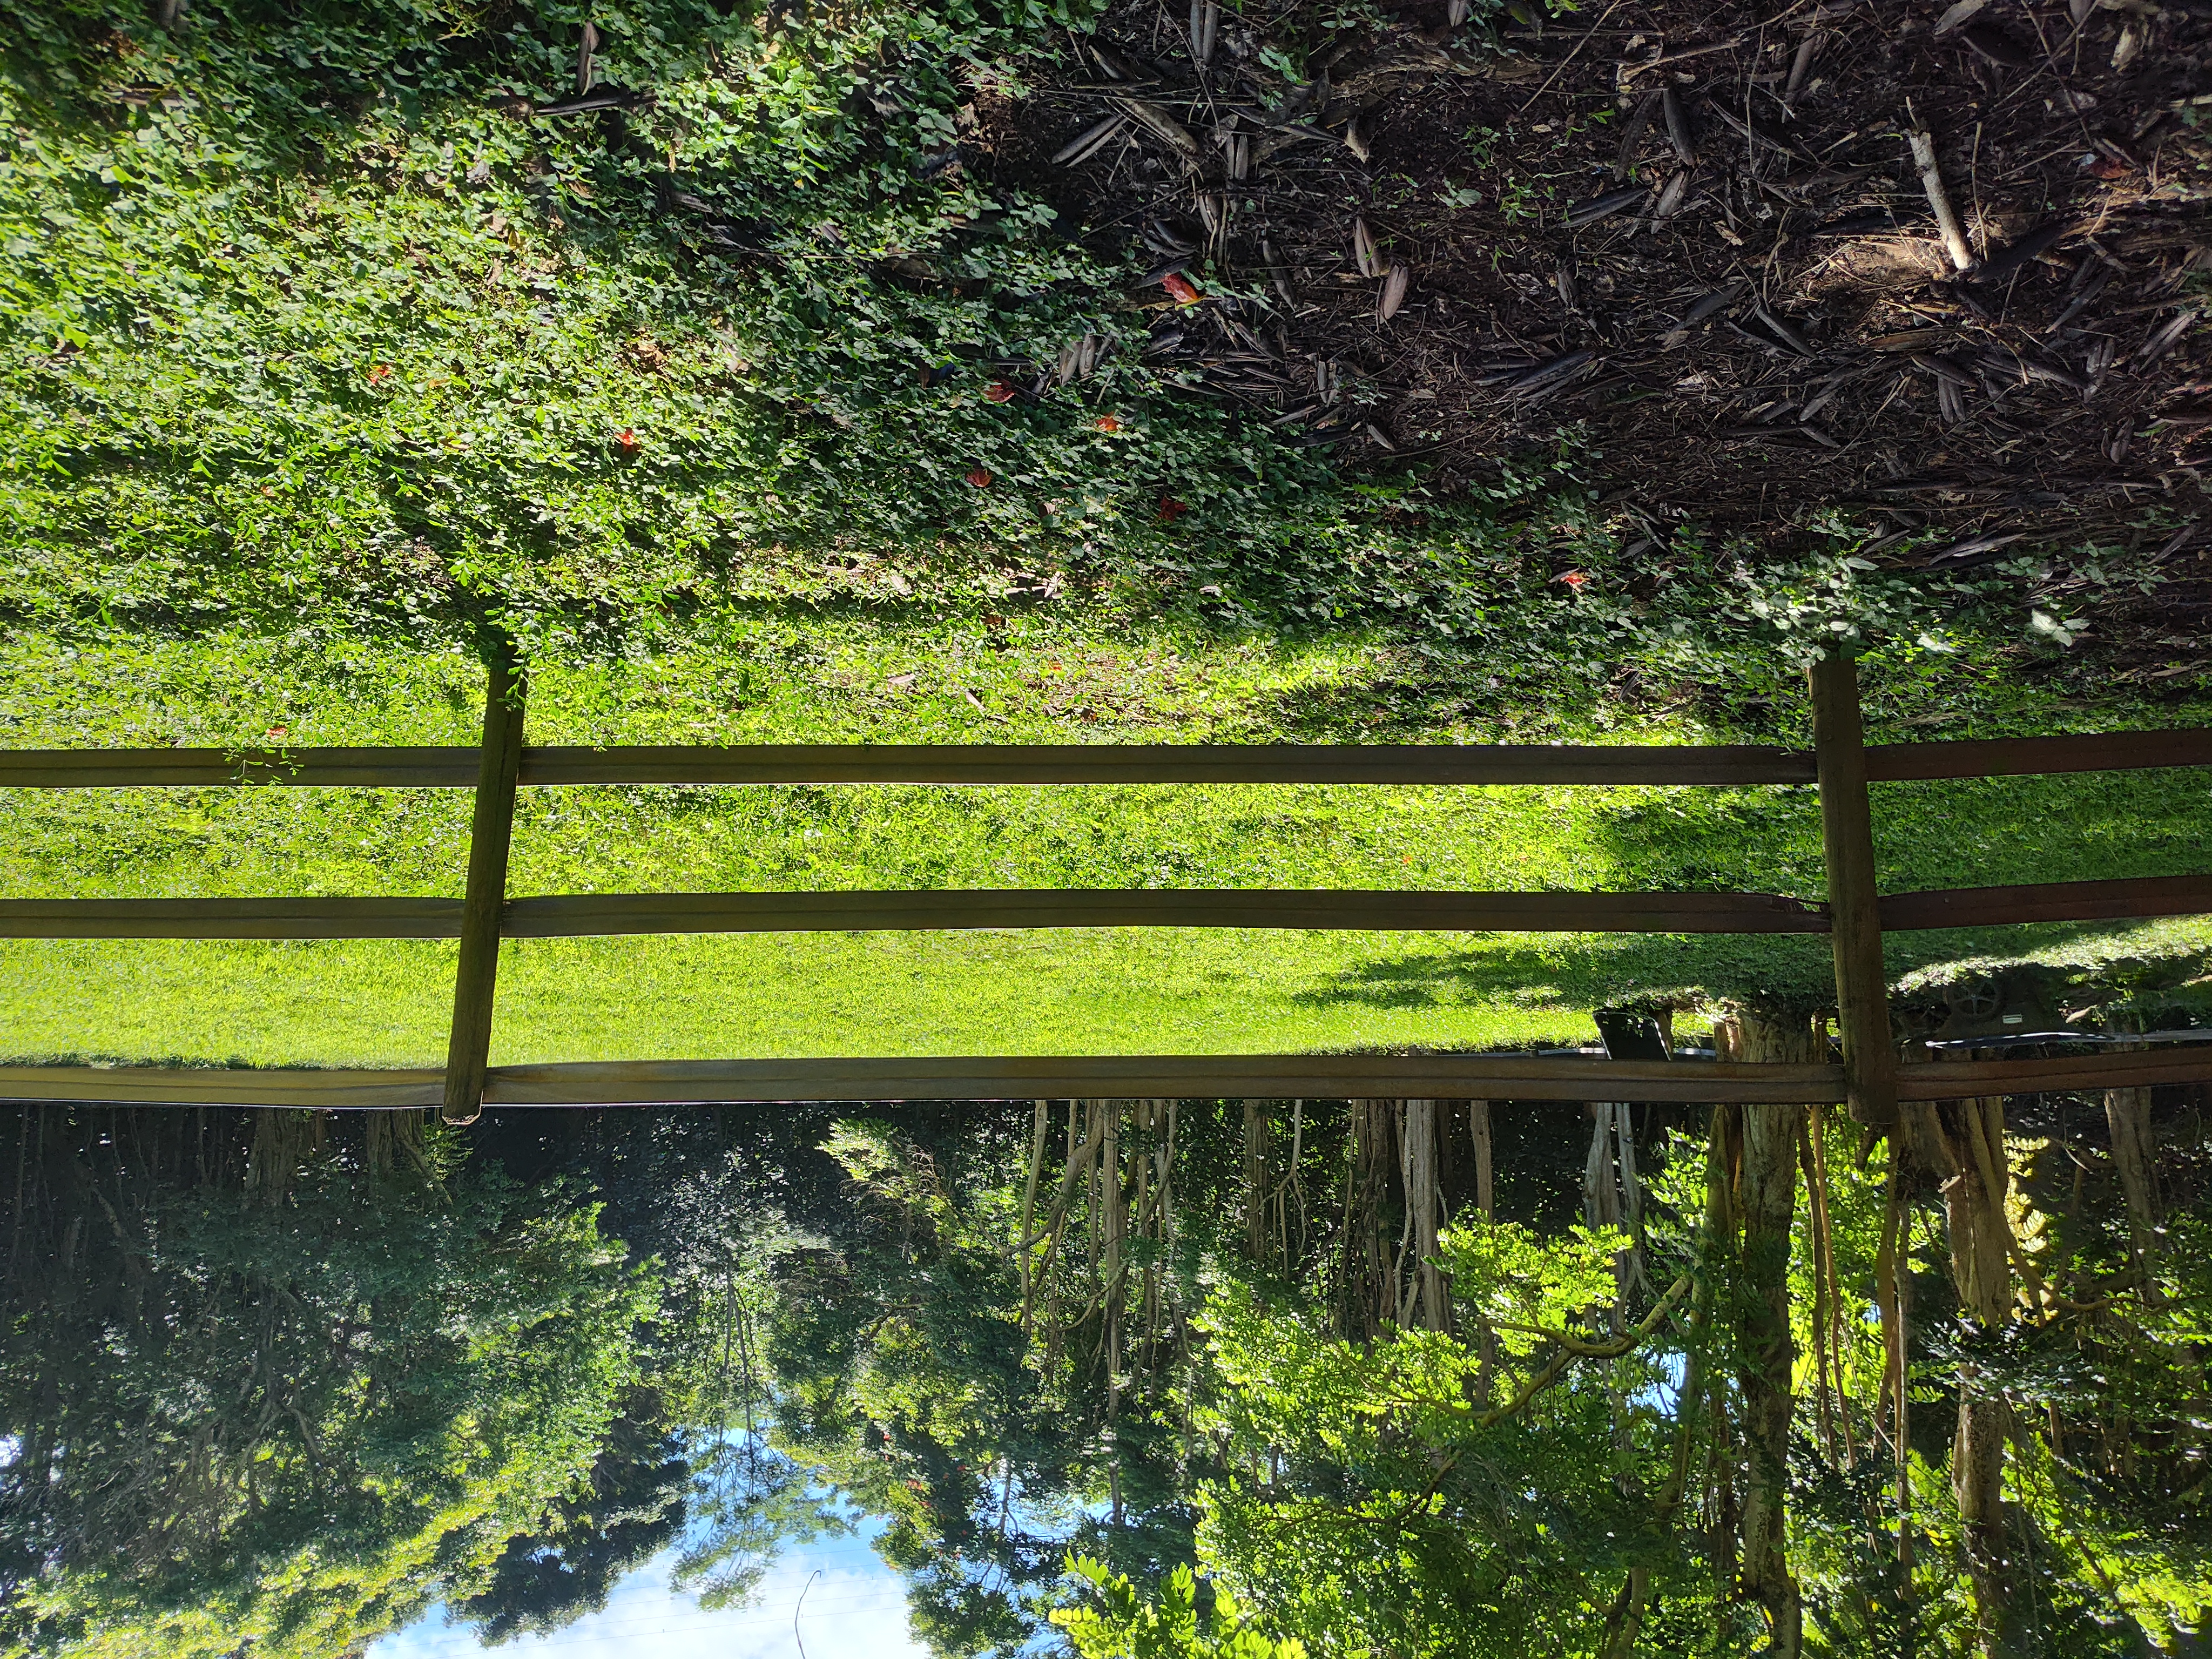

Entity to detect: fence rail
[6,727,2212,789]
[4,687,2210,1116]
[10,874,2212,940]
[0,888,1829,939]
[1877,873,2212,930]
[3,1042,2203,1110]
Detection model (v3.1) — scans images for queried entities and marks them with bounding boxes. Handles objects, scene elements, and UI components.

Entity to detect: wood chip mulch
[963,0,2212,683]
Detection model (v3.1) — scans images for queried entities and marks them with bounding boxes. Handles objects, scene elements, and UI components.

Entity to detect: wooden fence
[2,656,2209,1121]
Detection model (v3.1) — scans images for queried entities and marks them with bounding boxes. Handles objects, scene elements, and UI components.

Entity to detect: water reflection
[2,1087,2206,1656]
[375,1513,923,1657]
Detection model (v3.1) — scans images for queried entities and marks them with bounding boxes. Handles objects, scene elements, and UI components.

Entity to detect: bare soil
[974,0,2212,683]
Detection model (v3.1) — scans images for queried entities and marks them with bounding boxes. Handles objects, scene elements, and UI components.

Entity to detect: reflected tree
[1131,1030,2211,1658]
[449,1398,690,1644]
[0,1105,655,1658]
[4,1071,2203,1659]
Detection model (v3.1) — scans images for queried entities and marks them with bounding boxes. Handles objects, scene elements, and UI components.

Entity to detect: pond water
[2,1092,2204,1656]
[370,1518,927,1657]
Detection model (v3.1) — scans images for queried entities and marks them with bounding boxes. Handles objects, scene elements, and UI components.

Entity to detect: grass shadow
[1295,918,2212,1018]
[1290,934,1840,1016]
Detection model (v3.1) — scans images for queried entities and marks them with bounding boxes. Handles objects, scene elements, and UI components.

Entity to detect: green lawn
[0,932,1708,1067]
[10,916,2209,1070]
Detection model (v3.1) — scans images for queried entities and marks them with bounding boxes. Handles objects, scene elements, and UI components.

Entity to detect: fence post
[1810,653,1898,1131]
[442,636,526,1124]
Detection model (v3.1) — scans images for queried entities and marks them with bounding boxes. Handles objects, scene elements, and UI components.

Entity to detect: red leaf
[367,363,393,383]
[616,427,639,452]
[1161,273,1201,306]
[1094,414,1123,433]
[966,467,993,487]
[1556,569,1590,591]
[1157,495,1189,521]
[986,379,1017,403]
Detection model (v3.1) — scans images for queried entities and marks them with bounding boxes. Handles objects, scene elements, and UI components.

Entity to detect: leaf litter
[964,0,2212,679]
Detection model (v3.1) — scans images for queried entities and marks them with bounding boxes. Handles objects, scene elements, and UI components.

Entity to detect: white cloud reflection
[372,1529,927,1659]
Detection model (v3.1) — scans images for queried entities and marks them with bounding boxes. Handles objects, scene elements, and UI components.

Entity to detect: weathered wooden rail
[3,1040,2201,1111]
[2,664,2208,1119]
[6,727,2207,788]
[10,873,2212,941]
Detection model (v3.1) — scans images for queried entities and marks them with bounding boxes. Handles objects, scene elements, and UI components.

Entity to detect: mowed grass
[3,629,2210,1067]
[0,932,1726,1067]
[10,917,2210,1069]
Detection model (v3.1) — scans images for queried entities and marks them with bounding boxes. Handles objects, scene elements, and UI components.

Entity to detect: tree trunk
[1469,1101,1498,1403]
[1105,1102,1126,1415]
[1941,1095,2014,1327]
[247,1109,323,1203]
[1954,1384,2013,1657]
[1584,1103,1623,1232]
[1019,1098,1049,1249]
[1583,1101,1645,1306]
[1402,1099,1446,1332]
[1243,1101,1270,1266]
[2105,1081,2162,1272]
[1597,1568,1652,1659]
[1470,1100,1494,1218]
[1878,1158,1916,1586]
[1157,1098,1178,1285]
[1907,1042,2025,1654]
[1732,1011,1813,1657]
[1339,1100,1395,1341]
[363,1109,415,1182]
[1944,1092,2017,1655]
[1084,1100,1102,1279]
[1615,1103,1644,1291]
[1709,1096,1748,1610]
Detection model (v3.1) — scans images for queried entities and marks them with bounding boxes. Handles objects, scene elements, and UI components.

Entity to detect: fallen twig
[1620,36,1746,80]
[1907,124,1974,272]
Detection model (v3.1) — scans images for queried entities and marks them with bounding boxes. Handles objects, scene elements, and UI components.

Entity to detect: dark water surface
[2,1095,2205,1657]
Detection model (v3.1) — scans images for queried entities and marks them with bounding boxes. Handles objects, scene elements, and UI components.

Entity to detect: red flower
[1161,272,1201,306]
[986,379,1017,403]
[1556,569,1590,591]
[1157,495,1189,521]
[1094,415,1123,433]
[966,467,993,487]
[616,427,639,453]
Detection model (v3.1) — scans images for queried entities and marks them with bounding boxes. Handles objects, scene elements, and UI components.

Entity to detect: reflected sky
[374,1519,926,1659]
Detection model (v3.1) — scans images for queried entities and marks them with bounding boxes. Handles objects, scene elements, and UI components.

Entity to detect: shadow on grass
[1295,919,2212,1015]
[1586,770,2212,898]
[1291,934,1839,1015]
[1245,665,1492,743]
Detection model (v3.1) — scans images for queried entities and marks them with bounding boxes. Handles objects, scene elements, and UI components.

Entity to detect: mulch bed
[972,0,2212,683]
